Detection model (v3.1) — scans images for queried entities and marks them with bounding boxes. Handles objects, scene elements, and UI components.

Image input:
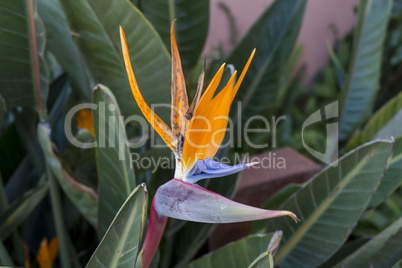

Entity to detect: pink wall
[205,0,360,81]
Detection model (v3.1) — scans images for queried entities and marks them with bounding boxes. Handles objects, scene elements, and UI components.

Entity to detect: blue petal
[185,158,249,183]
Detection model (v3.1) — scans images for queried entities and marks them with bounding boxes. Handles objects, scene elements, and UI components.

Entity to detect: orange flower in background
[76,109,95,137]
[36,237,59,268]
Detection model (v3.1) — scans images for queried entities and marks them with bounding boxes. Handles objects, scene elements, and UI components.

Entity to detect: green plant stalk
[0,237,14,266]
[0,172,26,265]
[47,165,71,268]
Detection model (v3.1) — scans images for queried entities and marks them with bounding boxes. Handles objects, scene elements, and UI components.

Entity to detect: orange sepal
[231,49,256,102]
[170,21,189,139]
[120,26,177,152]
[182,72,237,173]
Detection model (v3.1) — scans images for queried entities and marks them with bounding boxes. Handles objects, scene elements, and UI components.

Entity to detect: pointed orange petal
[197,63,226,109]
[231,49,256,102]
[203,72,236,159]
[120,26,177,151]
[170,21,189,138]
[182,72,237,172]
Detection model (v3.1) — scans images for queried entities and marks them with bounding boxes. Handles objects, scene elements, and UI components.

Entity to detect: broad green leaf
[86,183,147,268]
[59,0,171,121]
[251,184,301,234]
[346,91,402,150]
[37,0,91,101]
[372,111,402,140]
[93,84,136,237]
[344,92,402,207]
[317,237,370,268]
[248,252,274,268]
[369,136,402,207]
[0,0,48,117]
[140,0,209,72]
[268,140,393,268]
[0,182,48,240]
[335,216,402,268]
[37,123,98,228]
[187,234,273,268]
[227,0,306,126]
[339,0,392,140]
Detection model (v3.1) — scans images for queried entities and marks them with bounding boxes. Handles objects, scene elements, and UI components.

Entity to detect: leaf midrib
[109,188,142,267]
[275,145,381,263]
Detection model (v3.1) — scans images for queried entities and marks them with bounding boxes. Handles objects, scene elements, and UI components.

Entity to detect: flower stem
[47,165,71,268]
[139,196,167,268]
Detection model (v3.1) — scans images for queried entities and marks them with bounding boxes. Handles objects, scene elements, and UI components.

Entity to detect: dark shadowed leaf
[0,182,48,240]
[140,0,209,72]
[37,124,98,228]
[59,0,171,121]
[0,0,48,117]
[37,0,91,101]
[334,216,402,267]
[226,0,306,126]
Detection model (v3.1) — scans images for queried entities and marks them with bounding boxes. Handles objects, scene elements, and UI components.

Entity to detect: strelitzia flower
[120,22,299,268]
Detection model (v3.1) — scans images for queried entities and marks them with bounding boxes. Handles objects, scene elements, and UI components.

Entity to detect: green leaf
[248,252,274,268]
[86,183,147,268]
[317,237,370,268]
[37,123,98,228]
[346,91,402,150]
[140,0,209,72]
[187,234,273,268]
[227,0,306,125]
[369,136,402,207]
[0,0,48,117]
[0,182,48,240]
[251,184,301,234]
[93,84,136,237]
[335,216,402,268]
[59,0,171,121]
[339,0,392,140]
[37,0,91,101]
[268,140,393,268]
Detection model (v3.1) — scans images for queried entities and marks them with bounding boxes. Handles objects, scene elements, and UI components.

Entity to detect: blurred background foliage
[0,0,401,267]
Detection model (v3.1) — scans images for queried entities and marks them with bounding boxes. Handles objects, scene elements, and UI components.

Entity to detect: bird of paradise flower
[120,22,299,268]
